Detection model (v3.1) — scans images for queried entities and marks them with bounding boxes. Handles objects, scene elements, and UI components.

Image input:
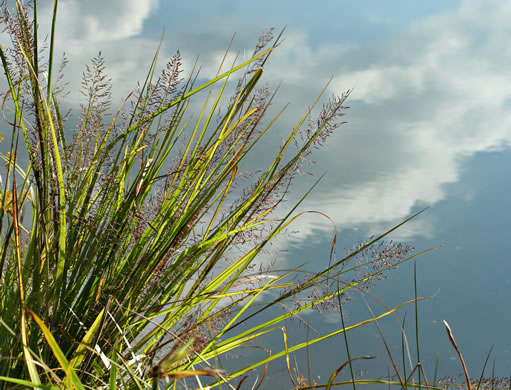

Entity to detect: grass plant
[0,1,504,389]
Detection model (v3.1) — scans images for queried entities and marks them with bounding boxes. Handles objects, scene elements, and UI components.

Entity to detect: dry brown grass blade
[442,320,472,390]
[151,368,223,379]
[282,326,297,388]
[235,375,249,390]
[325,356,376,390]
[233,345,271,390]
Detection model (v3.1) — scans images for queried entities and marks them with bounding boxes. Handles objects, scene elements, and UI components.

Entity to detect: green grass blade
[207,299,418,386]
[70,308,105,370]
[414,261,421,387]
[0,377,57,389]
[336,283,357,390]
[28,310,85,390]
[21,312,42,386]
[46,0,58,100]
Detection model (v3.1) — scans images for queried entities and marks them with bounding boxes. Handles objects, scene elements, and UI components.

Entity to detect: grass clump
[0,1,454,389]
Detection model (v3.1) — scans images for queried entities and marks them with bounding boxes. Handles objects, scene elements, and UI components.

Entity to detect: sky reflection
[2,0,510,383]
[32,0,511,239]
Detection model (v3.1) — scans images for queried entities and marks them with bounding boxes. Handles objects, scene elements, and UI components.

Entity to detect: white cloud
[17,0,162,105]
[51,0,158,41]
[3,0,509,243]
[256,0,511,241]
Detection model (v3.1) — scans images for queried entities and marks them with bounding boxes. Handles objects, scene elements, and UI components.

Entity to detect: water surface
[6,0,511,386]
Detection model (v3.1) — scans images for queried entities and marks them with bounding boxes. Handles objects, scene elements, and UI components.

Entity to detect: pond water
[4,0,511,387]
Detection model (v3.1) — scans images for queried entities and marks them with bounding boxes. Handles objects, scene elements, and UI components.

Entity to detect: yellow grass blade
[70,308,105,370]
[28,310,85,390]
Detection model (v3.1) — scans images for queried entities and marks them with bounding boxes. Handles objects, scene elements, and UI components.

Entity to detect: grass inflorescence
[0,1,500,389]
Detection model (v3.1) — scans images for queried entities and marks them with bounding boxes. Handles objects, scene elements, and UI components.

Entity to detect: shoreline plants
[0,1,479,389]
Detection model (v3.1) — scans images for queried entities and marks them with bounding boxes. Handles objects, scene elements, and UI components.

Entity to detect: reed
[0,1,487,389]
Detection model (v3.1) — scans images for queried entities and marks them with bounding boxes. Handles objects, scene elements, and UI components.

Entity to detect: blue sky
[163,0,461,47]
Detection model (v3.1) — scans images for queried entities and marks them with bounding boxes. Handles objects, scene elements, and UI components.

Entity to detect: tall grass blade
[362,295,406,390]
[12,169,41,386]
[0,3,437,387]
[28,310,85,390]
[206,299,419,387]
[476,346,493,390]
[0,377,56,389]
[336,281,357,390]
[325,356,375,390]
[442,320,472,390]
[402,314,408,390]
[70,308,106,370]
[414,261,421,388]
